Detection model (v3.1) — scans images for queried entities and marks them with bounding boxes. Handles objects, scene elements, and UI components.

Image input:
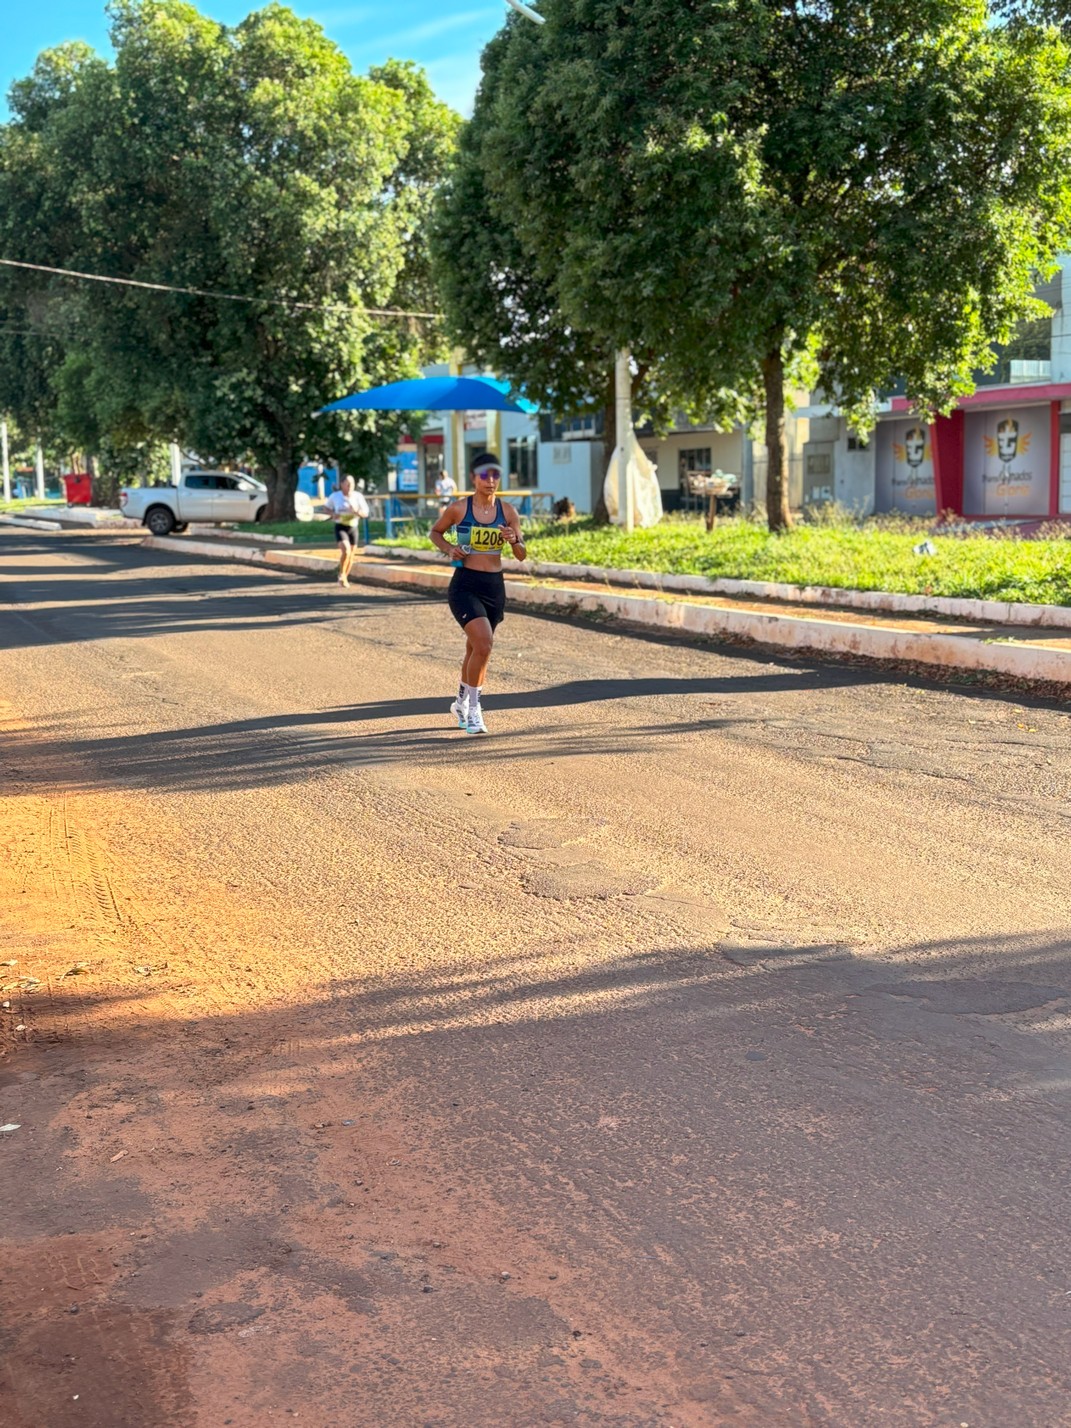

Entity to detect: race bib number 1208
[469,526,505,551]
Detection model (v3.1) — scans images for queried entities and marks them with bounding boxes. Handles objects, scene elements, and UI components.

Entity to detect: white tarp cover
[603,431,663,527]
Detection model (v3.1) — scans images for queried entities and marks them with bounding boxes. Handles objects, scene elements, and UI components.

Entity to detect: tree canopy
[435,0,1071,528]
[0,1,459,513]
[431,24,748,473]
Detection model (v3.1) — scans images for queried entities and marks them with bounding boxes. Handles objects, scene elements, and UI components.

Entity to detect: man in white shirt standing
[435,470,457,506]
[323,475,370,588]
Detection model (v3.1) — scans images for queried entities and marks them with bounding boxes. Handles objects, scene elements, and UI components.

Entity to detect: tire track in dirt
[0,754,770,1426]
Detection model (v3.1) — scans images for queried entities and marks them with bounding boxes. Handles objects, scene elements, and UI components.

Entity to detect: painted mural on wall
[876,420,937,514]
[963,408,1050,515]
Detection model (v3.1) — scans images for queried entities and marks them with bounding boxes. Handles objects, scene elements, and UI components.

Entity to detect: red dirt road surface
[2,529,1071,1427]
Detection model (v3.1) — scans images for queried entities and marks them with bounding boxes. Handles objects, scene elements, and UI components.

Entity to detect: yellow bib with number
[469,525,505,552]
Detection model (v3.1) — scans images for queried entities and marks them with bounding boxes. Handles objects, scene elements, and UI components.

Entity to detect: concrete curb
[358,558,1071,687]
[366,543,1071,631]
[0,514,64,531]
[143,534,1071,687]
[19,506,128,528]
[147,535,270,564]
[186,526,297,545]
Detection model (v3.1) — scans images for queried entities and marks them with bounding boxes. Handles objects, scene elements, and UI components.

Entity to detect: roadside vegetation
[378,510,1071,606]
[0,3,458,519]
[0,497,63,513]
[435,0,1071,533]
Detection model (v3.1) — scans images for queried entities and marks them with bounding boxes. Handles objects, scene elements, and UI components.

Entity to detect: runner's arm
[430,500,464,558]
[502,504,527,560]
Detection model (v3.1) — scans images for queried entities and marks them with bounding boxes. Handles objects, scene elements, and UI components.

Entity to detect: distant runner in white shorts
[324,476,369,588]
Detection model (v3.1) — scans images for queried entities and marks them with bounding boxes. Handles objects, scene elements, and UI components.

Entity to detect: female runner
[429,451,527,734]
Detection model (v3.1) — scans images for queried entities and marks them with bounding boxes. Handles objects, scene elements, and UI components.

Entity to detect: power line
[0,328,71,338]
[0,258,441,320]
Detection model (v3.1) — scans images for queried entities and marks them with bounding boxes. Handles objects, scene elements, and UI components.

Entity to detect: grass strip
[377,512,1071,607]
[0,497,64,513]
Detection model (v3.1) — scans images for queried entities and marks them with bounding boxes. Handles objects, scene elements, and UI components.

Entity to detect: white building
[401,361,601,512]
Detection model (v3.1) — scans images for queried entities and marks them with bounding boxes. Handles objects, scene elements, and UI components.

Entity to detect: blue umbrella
[315,374,538,416]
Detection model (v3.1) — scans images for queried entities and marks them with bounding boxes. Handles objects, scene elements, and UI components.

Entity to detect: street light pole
[1,421,9,503]
[615,348,635,533]
[35,439,45,501]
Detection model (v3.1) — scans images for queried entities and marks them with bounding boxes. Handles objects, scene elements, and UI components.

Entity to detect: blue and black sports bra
[454,496,508,555]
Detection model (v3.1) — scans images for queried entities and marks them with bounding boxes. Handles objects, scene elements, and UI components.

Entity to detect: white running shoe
[449,698,467,729]
[465,704,488,735]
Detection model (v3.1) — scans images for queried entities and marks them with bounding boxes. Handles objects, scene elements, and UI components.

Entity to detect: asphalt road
[1,528,1070,1428]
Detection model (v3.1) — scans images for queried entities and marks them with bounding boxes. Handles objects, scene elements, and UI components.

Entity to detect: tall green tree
[0,1,459,517]
[431,33,745,493]
[436,0,1071,530]
[0,43,93,457]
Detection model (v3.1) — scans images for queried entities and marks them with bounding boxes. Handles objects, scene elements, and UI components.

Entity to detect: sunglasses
[474,467,502,480]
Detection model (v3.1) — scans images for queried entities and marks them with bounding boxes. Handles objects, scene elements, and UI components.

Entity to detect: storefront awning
[889,381,1071,414]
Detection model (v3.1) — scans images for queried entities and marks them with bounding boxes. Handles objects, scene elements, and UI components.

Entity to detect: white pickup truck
[119,470,273,535]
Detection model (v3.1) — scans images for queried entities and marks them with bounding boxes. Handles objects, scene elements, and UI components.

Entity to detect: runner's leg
[461,619,492,732]
[464,618,494,689]
[342,528,357,582]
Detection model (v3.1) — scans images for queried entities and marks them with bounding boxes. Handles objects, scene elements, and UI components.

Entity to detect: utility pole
[448,351,466,490]
[1,421,9,503]
[615,349,635,533]
[35,439,45,501]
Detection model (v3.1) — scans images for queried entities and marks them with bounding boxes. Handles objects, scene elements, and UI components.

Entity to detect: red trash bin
[61,472,93,506]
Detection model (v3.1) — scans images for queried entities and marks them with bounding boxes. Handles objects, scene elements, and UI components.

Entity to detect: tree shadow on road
[0,667,870,796]
[3,531,1066,804]
[4,912,1071,1425]
[0,535,407,653]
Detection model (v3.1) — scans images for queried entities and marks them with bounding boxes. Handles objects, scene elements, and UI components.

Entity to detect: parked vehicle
[119,470,311,534]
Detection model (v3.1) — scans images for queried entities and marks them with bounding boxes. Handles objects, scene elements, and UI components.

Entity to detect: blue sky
[2,0,500,119]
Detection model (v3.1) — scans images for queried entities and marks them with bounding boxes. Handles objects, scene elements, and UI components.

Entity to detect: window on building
[507,436,539,488]
[540,412,604,442]
[976,315,1053,386]
[678,448,712,485]
[847,434,870,451]
[678,448,712,509]
[423,446,444,490]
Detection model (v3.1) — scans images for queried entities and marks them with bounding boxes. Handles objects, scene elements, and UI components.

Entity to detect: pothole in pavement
[521,859,657,901]
[498,817,605,850]
[719,939,860,968]
[866,978,1068,1016]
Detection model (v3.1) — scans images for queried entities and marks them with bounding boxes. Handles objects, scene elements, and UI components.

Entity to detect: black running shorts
[334,522,359,546]
[448,567,506,632]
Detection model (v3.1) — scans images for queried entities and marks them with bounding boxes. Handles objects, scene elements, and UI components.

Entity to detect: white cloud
[380,7,498,47]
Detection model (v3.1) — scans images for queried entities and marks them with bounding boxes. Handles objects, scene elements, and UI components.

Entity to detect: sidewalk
[141,531,1071,690]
